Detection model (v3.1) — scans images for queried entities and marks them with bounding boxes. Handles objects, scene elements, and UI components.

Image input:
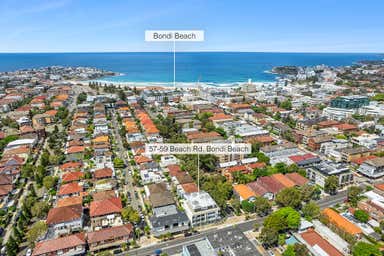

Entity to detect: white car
[26,248,32,256]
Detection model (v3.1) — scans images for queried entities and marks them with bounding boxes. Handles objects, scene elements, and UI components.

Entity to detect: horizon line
[0,50,383,54]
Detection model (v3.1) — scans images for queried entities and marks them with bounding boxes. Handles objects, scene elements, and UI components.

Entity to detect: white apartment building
[183,191,220,227]
[358,157,384,179]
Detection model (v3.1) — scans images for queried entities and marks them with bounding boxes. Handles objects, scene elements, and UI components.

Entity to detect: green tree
[12,227,23,243]
[241,200,255,213]
[31,201,50,218]
[347,186,363,207]
[352,242,381,256]
[259,226,278,246]
[280,99,292,110]
[302,201,320,220]
[254,197,271,216]
[255,152,270,164]
[293,244,309,256]
[113,157,125,169]
[354,209,369,223]
[6,236,18,256]
[300,184,320,202]
[275,207,301,230]
[43,176,56,191]
[199,154,218,172]
[262,207,300,246]
[276,187,302,209]
[282,245,296,256]
[324,175,338,195]
[121,206,140,223]
[76,92,87,104]
[201,175,232,209]
[26,221,48,247]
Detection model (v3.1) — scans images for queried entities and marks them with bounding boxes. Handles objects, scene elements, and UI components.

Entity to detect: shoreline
[74,79,276,89]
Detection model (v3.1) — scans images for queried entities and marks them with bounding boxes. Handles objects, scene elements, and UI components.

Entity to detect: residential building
[233,184,256,202]
[86,224,134,252]
[183,191,220,227]
[330,96,369,109]
[32,233,86,256]
[358,157,384,178]
[90,197,123,230]
[320,139,350,161]
[298,229,343,256]
[322,208,362,238]
[46,204,83,237]
[339,146,371,162]
[306,161,353,188]
[57,182,82,198]
[147,183,190,237]
[260,142,300,165]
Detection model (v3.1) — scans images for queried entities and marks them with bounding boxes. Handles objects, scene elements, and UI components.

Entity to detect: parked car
[26,248,32,256]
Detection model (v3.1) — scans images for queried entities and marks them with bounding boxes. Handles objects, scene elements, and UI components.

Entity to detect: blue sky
[1,0,383,52]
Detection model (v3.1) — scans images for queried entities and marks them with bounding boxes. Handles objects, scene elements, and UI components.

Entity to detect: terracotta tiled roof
[180,182,198,194]
[334,123,357,131]
[228,103,251,109]
[285,172,309,186]
[32,233,85,256]
[167,164,182,177]
[0,155,25,166]
[92,190,117,201]
[2,146,30,156]
[248,162,266,170]
[87,224,133,244]
[248,135,275,144]
[374,183,384,191]
[90,197,122,217]
[0,185,13,196]
[225,165,249,174]
[209,113,233,121]
[271,173,295,188]
[19,125,34,134]
[58,182,82,196]
[93,135,109,143]
[257,176,285,194]
[66,145,85,154]
[62,171,84,183]
[317,120,340,127]
[134,155,152,164]
[44,110,58,116]
[56,196,83,208]
[0,174,12,185]
[50,101,63,107]
[323,208,362,235]
[233,184,256,200]
[16,105,32,112]
[175,172,194,184]
[94,168,113,179]
[55,94,69,101]
[301,229,343,256]
[187,131,221,141]
[351,155,377,165]
[59,161,82,171]
[46,204,82,225]
[247,181,268,197]
[289,153,318,164]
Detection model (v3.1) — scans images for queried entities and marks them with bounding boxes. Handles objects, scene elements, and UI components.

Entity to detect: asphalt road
[122,191,348,256]
[110,109,141,211]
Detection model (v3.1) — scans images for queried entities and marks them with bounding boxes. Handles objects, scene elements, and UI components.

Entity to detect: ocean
[0,52,382,86]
